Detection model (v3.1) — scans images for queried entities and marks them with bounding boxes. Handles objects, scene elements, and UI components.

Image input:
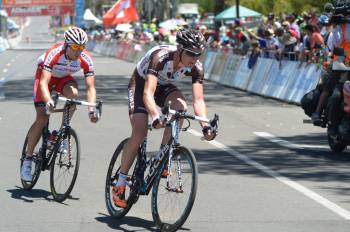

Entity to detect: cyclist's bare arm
[192,81,209,128]
[85,75,97,112]
[39,69,53,104]
[143,73,159,121]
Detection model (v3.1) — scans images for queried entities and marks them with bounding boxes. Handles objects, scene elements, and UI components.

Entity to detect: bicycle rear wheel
[105,138,139,218]
[50,128,80,202]
[20,131,43,190]
[151,146,198,232]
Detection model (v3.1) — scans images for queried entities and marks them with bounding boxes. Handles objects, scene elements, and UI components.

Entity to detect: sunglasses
[183,48,202,58]
[69,44,85,51]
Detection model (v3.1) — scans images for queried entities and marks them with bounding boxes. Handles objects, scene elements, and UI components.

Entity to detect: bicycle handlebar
[148,103,219,131]
[52,94,103,116]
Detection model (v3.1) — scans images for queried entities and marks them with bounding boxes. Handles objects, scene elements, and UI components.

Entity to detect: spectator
[248,40,261,69]
[305,24,325,63]
[276,27,297,60]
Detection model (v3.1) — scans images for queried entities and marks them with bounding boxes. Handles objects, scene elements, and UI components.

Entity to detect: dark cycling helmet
[64,26,88,45]
[176,29,206,50]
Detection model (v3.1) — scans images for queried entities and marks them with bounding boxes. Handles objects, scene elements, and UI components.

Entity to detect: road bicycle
[20,94,102,202]
[105,104,219,232]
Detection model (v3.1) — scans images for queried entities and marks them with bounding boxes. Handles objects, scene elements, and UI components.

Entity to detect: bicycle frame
[133,117,182,196]
[40,101,73,170]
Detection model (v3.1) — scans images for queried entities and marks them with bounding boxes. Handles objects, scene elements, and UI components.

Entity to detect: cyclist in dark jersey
[113,29,217,208]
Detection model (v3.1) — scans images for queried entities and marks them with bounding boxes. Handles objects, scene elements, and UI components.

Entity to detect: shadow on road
[7,186,79,204]
[7,186,53,203]
[95,214,157,232]
[193,132,350,198]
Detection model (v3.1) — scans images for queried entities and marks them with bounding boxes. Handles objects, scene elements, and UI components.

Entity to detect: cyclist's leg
[120,113,148,174]
[155,85,187,145]
[113,72,148,208]
[60,76,78,118]
[26,106,49,156]
[22,68,51,181]
[120,72,148,176]
[26,67,52,157]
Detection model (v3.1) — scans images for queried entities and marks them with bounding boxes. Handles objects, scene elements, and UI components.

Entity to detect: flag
[103,0,139,27]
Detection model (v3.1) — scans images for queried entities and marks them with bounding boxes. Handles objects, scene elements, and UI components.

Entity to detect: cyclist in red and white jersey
[113,29,217,208]
[21,27,99,182]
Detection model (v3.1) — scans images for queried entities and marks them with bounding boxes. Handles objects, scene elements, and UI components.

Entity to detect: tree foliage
[180,0,332,15]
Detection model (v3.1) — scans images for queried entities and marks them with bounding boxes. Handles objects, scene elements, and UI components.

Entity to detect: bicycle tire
[105,138,139,218]
[50,128,80,202]
[20,131,43,190]
[151,146,198,232]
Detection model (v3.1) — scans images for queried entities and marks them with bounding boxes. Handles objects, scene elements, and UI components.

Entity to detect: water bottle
[47,130,58,151]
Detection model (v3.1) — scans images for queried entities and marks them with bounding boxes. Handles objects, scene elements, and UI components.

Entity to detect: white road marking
[254,131,329,150]
[188,129,350,220]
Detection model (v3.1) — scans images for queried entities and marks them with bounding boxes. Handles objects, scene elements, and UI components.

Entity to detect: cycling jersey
[136,45,204,85]
[37,42,94,78]
[129,45,204,115]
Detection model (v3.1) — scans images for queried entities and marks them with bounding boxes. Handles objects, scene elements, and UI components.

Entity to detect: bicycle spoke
[152,146,198,231]
[50,129,80,202]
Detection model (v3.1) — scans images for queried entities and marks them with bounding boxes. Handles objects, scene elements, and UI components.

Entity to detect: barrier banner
[220,55,240,86]
[247,58,273,94]
[203,51,217,80]
[261,60,299,99]
[231,57,252,90]
[115,41,125,59]
[210,51,228,83]
[121,42,131,60]
[286,63,320,103]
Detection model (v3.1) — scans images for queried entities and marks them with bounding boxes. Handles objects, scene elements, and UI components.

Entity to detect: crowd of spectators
[86,10,332,69]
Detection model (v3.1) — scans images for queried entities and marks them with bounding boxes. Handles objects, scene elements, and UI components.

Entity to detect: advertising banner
[203,51,217,80]
[220,55,240,87]
[231,57,252,90]
[210,51,228,83]
[261,61,299,99]
[246,58,273,94]
[5,5,73,16]
[286,63,320,103]
[2,0,73,7]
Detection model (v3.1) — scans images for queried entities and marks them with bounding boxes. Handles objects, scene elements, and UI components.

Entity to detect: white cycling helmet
[64,26,88,45]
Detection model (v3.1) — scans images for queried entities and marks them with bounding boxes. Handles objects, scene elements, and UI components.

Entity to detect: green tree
[180,0,332,16]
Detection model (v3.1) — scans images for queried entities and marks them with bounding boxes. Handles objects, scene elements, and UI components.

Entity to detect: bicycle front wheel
[151,146,198,232]
[50,128,80,202]
[20,130,43,190]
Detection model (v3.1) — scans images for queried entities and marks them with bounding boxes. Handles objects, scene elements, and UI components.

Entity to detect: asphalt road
[1,17,350,232]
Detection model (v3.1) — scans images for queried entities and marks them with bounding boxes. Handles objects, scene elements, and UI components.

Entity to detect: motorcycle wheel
[327,134,347,153]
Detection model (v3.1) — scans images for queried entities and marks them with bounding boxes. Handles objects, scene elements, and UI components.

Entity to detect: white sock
[117,172,127,186]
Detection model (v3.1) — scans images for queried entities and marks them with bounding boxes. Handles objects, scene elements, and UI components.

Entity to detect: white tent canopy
[83,9,102,24]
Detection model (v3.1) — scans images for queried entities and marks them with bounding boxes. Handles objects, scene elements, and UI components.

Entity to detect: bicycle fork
[166,149,184,193]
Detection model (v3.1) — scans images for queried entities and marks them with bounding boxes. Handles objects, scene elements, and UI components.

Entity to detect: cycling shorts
[33,64,77,107]
[128,69,179,115]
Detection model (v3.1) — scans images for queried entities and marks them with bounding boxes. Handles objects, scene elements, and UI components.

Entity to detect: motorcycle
[301,78,350,153]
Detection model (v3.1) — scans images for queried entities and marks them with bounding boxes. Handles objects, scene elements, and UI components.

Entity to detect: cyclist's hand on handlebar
[45,99,55,115]
[202,126,217,141]
[152,117,166,129]
[88,111,100,123]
